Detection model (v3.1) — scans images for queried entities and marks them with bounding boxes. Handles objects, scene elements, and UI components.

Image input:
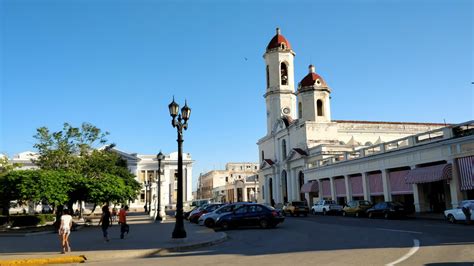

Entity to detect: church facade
[257,28,445,206]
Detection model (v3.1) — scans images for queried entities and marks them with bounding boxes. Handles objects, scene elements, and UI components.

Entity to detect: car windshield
[359,201,371,206]
[293,201,307,206]
[389,202,403,207]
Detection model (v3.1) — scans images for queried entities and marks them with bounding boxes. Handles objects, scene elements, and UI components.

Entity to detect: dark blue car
[215,203,285,230]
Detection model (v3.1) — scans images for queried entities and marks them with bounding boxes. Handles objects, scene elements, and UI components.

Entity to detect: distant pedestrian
[271,198,275,207]
[119,205,129,239]
[98,205,112,242]
[144,204,148,214]
[462,201,474,225]
[58,209,73,254]
[111,208,117,222]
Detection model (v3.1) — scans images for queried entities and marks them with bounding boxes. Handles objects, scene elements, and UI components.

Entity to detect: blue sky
[1,0,472,190]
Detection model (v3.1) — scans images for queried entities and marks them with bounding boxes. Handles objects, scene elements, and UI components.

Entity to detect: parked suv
[342,200,372,217]
[311,200,343,215]
[282,201,309,216]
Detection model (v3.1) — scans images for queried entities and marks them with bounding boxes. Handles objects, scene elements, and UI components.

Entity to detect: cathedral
[257,28,446,207]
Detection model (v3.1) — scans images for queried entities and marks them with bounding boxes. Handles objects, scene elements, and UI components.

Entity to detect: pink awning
[301,181,319,193]
[389,170,413,195]
[368,173,383,196]
[457,156,474,191]
[350,175,363,196]
[321,180,331,197]
[405,164,452,184]
[335,178,346,197]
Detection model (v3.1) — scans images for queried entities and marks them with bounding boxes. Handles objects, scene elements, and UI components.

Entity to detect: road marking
[386,239,420,266]
[376,228,423,234]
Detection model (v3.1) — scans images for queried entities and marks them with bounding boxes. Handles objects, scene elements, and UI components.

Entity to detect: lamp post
[156,151,165,222]
[144,180,151,214]
[168,97,191,239]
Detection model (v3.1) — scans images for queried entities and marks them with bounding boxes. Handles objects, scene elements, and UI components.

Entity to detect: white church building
[257,28,451,209]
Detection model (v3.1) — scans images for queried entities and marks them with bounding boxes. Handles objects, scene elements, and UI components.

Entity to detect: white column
[275,173,281,204]
[243,185,248,202]
[448,159,463,208]
[362,172,370,201]
[330,177,336,201]
[144,170,148,209]
[381,169,392,201]
[294,170,300,201]
[413,183,421,213]
[233,187,237,202]
[344,175,352,202]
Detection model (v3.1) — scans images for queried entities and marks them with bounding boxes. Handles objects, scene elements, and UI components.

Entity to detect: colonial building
[10,148,193,216]
[257,28,447,208]
[197,162,259,203]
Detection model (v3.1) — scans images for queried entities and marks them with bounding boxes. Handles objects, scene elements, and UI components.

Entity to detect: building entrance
[420,180,450,213]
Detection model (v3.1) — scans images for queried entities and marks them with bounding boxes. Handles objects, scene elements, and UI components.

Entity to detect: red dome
[266,28,292,51]
[299,65,328,88]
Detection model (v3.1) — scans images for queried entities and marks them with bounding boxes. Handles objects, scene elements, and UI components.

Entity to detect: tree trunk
[91,204,97,214]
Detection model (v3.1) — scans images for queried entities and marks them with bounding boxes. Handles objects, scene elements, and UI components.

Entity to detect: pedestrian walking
[144,204,148,214]
[98,205,112,242]
[461,201,474,225]
[58,209,73,254]
[119,205,129,239]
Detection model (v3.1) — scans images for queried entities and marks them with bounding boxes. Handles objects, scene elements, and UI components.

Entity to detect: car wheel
[368,212,373,219]
[342,211,346,217]
[205,219,214,228]
[259,219,269,229]
[323,209,327,216]
[447,214,456,224]
[355,212,360,218]
[384,212,390,219]
[221,221,230,230]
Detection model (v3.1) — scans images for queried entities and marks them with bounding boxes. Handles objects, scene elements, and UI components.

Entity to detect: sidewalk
[0,213,227,265]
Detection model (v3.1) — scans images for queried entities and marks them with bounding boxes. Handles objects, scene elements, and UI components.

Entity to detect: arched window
[298,102,303,119]
[280,63,288,85]
[266,65,270,88]
[317,100,324,116]
[282,139,287,160]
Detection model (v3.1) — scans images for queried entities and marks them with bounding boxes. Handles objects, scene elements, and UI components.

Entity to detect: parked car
[189,204,224,224]
[282,201,309,216]
[215,204,285,230]
[366,201,406,219]
[184,206,197,220]
[342,200,372,217]
[199,202,250,227]
[311,200,343,215]
[444,200,474,224]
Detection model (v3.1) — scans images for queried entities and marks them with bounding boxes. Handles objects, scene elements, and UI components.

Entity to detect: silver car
[198,202,250,227]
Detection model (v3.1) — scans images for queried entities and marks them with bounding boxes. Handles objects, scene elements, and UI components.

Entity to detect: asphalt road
[85,214,474,266]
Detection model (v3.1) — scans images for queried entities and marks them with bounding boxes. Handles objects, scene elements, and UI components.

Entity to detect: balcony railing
[309,120,473,169]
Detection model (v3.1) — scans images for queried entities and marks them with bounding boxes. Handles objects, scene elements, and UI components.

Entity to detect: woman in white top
[59,209,73,253]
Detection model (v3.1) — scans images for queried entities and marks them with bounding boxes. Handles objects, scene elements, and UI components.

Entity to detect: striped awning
[405,163,452,184]
[457,156,474,191]
[301,181,319,193]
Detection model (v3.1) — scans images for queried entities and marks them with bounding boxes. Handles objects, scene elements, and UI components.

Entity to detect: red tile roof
[266,28,292,51]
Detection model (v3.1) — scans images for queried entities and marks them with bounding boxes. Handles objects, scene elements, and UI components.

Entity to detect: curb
[0,255,86,266]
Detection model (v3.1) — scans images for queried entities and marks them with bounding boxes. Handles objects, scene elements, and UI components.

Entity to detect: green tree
[0,157,21,216]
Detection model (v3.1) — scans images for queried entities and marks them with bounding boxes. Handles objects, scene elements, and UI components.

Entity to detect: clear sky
[1,0,472,191]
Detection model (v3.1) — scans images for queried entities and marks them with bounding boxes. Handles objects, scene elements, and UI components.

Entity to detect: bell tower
[263,28,297,135]
[297,64,332,123]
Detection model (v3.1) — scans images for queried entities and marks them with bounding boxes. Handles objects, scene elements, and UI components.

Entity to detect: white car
[311,200,343,215]
[444,200,474,223]
[198,202,250,227]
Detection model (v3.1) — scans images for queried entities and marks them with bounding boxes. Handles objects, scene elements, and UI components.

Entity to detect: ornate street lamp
[168,97,191,239]
[156,151,165,222]
[144,180,151,214]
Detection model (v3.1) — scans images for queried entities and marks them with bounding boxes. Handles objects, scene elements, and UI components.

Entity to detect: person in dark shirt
[98,205,112,242]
